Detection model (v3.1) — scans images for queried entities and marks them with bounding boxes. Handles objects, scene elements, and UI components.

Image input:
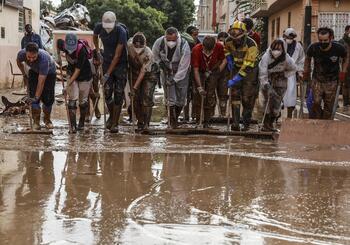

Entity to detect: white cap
[102,11,116,29]
[284,28,297,38]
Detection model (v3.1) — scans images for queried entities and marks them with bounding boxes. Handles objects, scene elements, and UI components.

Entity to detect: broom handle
[60,65,73,133]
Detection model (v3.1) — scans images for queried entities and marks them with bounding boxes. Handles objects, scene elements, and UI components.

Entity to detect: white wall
[0,0,40,88]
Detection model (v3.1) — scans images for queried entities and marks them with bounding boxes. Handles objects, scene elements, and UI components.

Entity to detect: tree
[59,0,166,44]
[40,0,57,12]
[135,0,195,32]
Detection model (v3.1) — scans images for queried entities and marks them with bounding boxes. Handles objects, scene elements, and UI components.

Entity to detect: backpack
[75,39,93,59]
[118,23,129,40]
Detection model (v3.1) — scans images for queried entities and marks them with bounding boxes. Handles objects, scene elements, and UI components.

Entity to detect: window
[319,12,350,40]
[1,27,5,39]
[24,8,32,26]
[271,19,275,40]
[18,8,24,32]
[276,17,280,37]
[288,12,291,27]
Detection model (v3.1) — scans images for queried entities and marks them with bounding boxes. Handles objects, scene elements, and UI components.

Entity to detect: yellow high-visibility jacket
[224,36,258,77]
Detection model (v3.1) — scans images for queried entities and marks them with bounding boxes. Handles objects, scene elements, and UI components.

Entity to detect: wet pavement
[1,88,350,244]
[1,151,350,244]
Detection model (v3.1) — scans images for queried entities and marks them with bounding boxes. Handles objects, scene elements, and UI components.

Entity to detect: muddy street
[0,151,350,244]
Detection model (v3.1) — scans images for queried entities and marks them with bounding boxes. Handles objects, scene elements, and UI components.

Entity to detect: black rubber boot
[287,107,295,119]
[261,114,271,132]
[77,103,88,131]
[170,106,178,129]
[68,108,77,134]
[110,105,122,133]
[231,104,241,131]
[43,106,53,129]
[32,107,41,130]
[143,106,153,130]
[106,102,114,130]
[175,106,183,121]
[269,116,278,132]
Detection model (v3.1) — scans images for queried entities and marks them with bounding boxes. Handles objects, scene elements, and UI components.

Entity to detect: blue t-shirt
[21,33,44,49]
[17,49,56,75]
[93,23,127,66]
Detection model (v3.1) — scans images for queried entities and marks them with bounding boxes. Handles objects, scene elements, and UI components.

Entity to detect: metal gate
[319,12,350,40]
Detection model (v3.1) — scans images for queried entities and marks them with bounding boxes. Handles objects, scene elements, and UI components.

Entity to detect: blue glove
[227,74,243,88]
[101,73,110,85]
[307,89,313,117]
[226,55,234,72]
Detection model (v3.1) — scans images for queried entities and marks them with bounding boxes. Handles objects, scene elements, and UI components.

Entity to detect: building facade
[0,0,40,88]
[251,0,350,46]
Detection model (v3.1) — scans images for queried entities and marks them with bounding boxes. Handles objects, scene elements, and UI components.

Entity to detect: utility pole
[304,0,312,49]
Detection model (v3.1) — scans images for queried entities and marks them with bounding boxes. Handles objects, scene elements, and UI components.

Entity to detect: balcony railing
[250,0,268,13]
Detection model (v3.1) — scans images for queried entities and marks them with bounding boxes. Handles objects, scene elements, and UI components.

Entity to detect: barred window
[18,8,24,32]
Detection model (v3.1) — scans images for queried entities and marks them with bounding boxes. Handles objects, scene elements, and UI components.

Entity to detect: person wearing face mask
[259,39,297,131]
[21,24,44,50]
[304,27,348,119]
[338,25,350,110]
[191,36,227,128]
[152,27,191,129]
[282,28,305,118]
[57,33,93,133]
[224,21,259,131]
[216,32,229,116]
[93,11,128,133]
[127,32,158,131]
[16,43,56,130]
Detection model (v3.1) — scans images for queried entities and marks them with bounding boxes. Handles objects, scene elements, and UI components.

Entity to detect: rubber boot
[269,116,278,132]
[43,106,53,129]
[68,108,77,134]
[261,114,271,132]
[287,107,294,119]
[93,97,101,119]
[106,102,114,130]
[85,102,90,123]
[77,103,88,131]
[170,106,178,129]
[183,103,190,122]
[143,106,153,130]
[32,107,41,130]
[219,101,227,118]
[110,105,122,133]
[231,104,241,131]
[175,106,183,121]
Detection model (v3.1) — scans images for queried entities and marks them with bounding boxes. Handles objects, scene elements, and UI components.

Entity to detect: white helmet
[284,28,297,38]
[102,11,116,29]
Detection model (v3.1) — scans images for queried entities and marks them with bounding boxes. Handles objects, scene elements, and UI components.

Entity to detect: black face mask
[319,42,330,50]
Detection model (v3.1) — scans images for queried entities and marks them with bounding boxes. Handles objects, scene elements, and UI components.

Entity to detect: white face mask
[271,50,282,58]
[135,47,144,54]
[167,41,177,49]
[286,39,294,44]
[104,28,113,34]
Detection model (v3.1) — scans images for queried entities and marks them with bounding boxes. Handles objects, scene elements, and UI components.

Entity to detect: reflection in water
[0,151,349,244]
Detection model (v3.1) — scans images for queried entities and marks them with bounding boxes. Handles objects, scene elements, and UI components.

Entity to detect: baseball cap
[102,11,116,29]
[65,33,78,54]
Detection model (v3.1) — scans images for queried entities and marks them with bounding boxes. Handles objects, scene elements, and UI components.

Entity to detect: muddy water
[1,151,350,244]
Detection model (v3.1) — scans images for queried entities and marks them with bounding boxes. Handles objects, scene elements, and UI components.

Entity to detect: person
[16,43,56,130]
[21,24,44,49]
[304,27,348,119]
[181,26,200,122]
[152,27,191,129]
[338,25,350,109]
[242,18,261,50]
[191,36,226,128]
[259,39,297,131]
[282,28,305,118]
[224,21,259,131]
[57,33,93,133]
[127,32,158,131]
[216,32,229,116]
[93,11,128,133]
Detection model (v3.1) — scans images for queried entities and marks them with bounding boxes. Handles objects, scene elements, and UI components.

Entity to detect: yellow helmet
[230,21,247,32]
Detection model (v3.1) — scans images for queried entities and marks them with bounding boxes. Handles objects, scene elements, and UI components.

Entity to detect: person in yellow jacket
[225,21,259,131]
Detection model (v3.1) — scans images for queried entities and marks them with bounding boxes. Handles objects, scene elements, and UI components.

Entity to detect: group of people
[15,11,349,133]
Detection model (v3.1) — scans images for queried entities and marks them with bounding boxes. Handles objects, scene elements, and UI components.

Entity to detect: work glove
[226,55,234,72]
[25,96,40,105]
[339,71,346,83]
[227,74,243,88]
[263,83,273,97]
[197,86,207,97]
[101,73,110,85]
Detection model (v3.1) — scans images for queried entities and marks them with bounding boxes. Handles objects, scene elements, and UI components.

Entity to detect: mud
[0,151,350,244]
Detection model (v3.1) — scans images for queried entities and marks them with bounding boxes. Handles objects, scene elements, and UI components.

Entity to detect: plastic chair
[9,60,22,88]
